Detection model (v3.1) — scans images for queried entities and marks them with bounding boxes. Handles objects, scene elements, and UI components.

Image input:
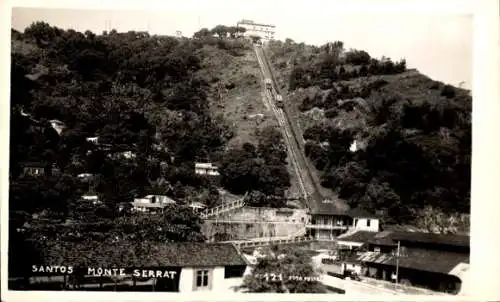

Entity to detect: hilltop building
[236,19,275,42]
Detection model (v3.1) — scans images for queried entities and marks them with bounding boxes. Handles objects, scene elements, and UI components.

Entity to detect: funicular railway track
[254,44,319,209]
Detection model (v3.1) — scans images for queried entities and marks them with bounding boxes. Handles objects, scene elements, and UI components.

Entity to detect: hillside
[266,39,471,229]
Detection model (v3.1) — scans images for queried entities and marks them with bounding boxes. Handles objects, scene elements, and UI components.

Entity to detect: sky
[10,5,473,89]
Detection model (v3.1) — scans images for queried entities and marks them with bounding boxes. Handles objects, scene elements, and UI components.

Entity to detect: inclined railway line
[254,45,317,207]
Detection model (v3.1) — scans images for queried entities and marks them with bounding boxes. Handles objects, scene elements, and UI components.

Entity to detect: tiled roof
[145,242,247,267]
[356,248,469,275]
[310,198,346,215]
[367,231,398,246]
[390,231,470,248]
[338,231,379,244]
[367,231,470,249]
[39,241,246,268]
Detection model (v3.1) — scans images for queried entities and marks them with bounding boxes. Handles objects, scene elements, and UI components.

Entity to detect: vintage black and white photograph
[6,2,473,296]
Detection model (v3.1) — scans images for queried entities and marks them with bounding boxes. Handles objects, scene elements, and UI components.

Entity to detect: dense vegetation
[267,39,471,226]
[9,22,291,277]
[239,246,327,293]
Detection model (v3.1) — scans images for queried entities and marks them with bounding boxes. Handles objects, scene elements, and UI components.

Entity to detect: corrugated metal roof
[356,248,469,275]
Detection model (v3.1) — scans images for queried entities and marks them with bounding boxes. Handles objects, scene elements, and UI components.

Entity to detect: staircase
[289,227,307,238]
[200,193,248,219]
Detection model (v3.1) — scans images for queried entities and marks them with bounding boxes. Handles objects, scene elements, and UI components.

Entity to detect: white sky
[10,2,473,89]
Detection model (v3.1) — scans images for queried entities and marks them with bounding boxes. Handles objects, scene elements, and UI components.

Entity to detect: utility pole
[395,240,400,289]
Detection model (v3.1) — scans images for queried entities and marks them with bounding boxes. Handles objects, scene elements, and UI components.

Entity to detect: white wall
[353,217,380,232]
[178,266,244,293]
[178,267,194,292]
[337,240,364,250]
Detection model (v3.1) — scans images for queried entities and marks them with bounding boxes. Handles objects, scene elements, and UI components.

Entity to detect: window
[367,219,371,227]
[195,270,209,289]
[374,247,381,253]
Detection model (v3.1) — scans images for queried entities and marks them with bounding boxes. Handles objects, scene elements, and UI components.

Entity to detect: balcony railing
[305,224,349,230]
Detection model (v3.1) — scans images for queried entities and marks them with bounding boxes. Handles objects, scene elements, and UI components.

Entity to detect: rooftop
[391,231,470,248]
[367,231,470,248]
[237,20,276,28]
[356,248,469,275]
[40,241,246,268]
[337,230,379,243]
[195,163,218,169]
[132,201,167,208]
[310,198,346,215]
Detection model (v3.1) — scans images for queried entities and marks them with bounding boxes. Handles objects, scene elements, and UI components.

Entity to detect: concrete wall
[353,218,380,232]
[203,220,305,241]
[215,206,309,223]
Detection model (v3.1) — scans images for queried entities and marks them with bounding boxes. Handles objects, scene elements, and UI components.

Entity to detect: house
[86,136,99,144]
[236,19,275,42]
[16,242,248,292]
[49,119,66,135]
[355,231,470,294]
[81,193,101,205]
[336,230,380,250]
[195,163,220,176]
[20,161,46,177]
[20,161,59,177]
[306,199,350,240]
[131,195,177,213]
[189,202,207,213]
[306,201,380,240]
[346,207,380,232]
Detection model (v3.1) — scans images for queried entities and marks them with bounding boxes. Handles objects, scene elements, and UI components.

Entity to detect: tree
[238,247,327,293]
[211,25,229,38]
[412,206,470,234]
[193,28,211,39]
[344,49,371,65]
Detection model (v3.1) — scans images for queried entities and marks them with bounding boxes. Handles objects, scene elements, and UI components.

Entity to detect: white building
[189,202,207,213]
[132,195,177,213]
[236,19,275,42]
[195,163,220,176]
[86,136,99,144]
[49,119,66,135]
[29,242,248,293]
[81,193,101,205]
[348,208,380,232]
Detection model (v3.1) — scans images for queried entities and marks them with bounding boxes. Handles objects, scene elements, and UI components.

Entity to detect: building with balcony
[306,200,350,240]
[131,195,177,213]
[306,200,380,240]
[195,163,220,176]
[236,19,275,42]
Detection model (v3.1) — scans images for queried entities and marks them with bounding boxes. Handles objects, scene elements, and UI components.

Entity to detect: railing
[228,235,315,249]
[306,224,349,230]
[200,193,248,219]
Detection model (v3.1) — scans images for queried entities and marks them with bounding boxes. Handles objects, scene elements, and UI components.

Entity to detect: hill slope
[265,39,471,228]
